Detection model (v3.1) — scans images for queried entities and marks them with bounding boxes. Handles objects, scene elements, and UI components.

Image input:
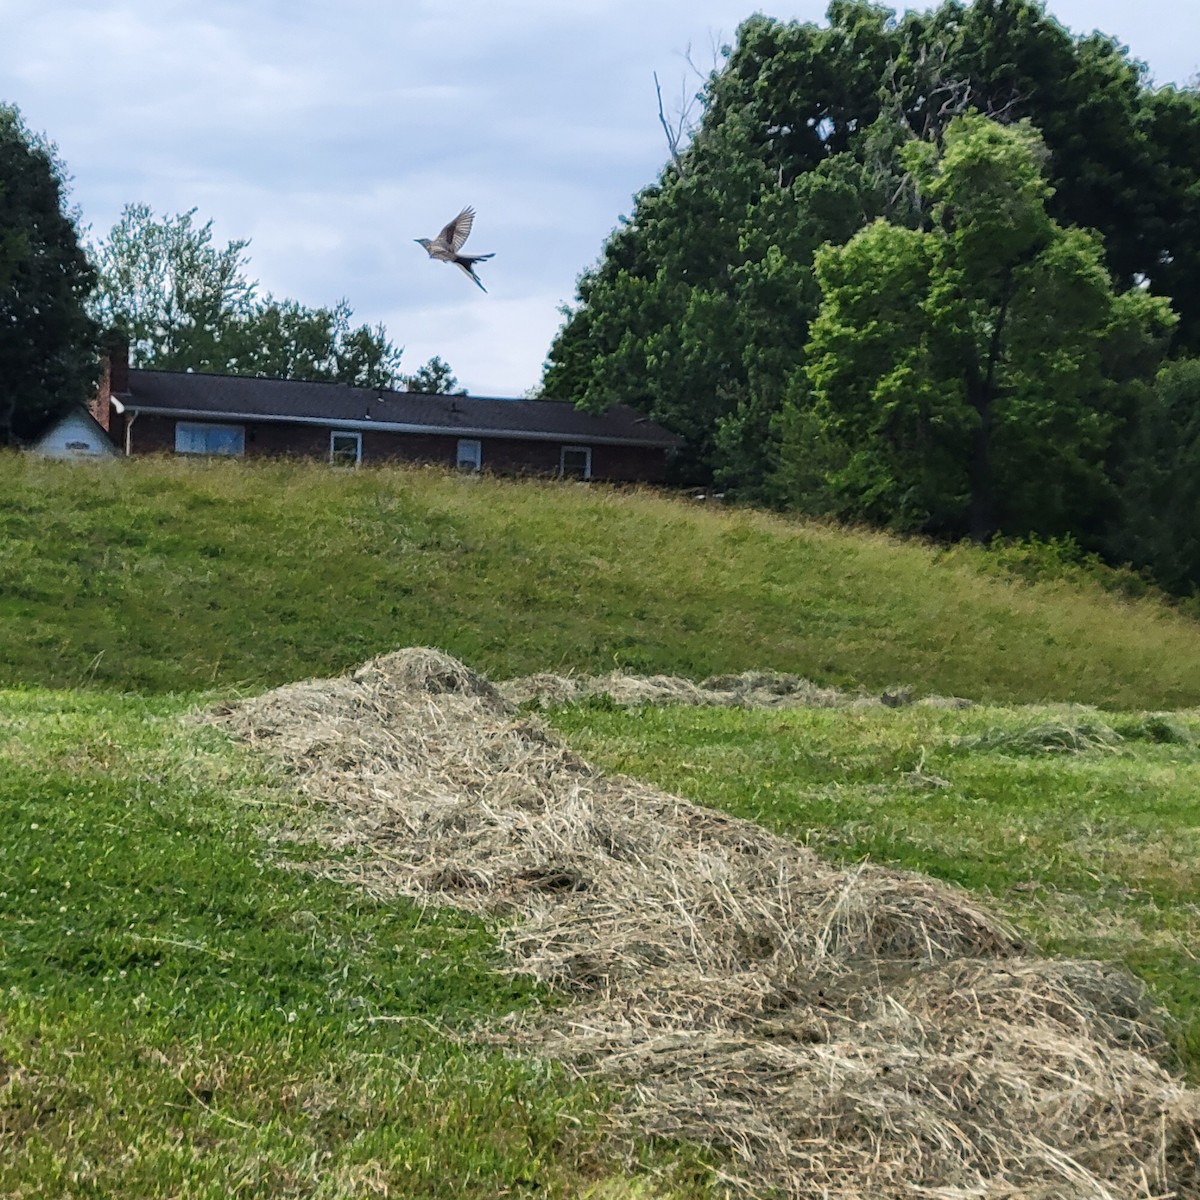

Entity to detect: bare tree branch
[652,34,726,178]
[654,70,689,177]
[873,39,1030,220]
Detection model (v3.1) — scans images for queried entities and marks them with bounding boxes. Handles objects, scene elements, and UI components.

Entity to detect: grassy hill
[2,453,1199,707]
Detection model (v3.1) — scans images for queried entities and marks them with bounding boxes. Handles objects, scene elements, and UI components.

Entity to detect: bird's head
[414,238,431,250]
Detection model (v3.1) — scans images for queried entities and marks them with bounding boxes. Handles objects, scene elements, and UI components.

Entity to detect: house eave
[120,404,682,449]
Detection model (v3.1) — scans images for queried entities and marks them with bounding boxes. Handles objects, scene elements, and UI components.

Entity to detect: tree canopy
[406,355,466,395]
[541,0,1200,590]
[91,204,403,389]
[785,115,1175,540]
[1106,358,1200,593]
[0,103,98,445]
[543,0,1200,492]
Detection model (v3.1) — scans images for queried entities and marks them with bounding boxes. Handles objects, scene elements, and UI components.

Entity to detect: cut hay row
[213,649,1200,1199]
[498,668,972,711]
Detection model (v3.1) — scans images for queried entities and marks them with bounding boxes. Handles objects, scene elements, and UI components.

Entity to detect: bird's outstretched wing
[438,207,475,252]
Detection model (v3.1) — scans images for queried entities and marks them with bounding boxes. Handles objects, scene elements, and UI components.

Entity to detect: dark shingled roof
[122,370,682,449]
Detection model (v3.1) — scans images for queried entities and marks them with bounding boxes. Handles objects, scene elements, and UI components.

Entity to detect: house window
[175,421,245,456]
[560,445,592,479]
[456,439,482,472]
[330,430,362,466]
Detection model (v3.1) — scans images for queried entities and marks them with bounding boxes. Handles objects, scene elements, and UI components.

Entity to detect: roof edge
[119,405,683,448]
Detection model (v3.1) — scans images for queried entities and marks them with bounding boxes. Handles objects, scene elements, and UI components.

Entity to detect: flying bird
[415,206,494,292]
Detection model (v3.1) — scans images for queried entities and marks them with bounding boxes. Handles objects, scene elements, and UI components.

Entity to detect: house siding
[127,415,669,482]
[31,411,118,459]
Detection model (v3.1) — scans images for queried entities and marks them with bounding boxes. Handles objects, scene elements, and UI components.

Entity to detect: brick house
[87,348,681,483]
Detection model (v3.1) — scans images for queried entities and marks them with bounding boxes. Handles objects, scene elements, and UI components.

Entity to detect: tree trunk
[0,392,17,448]
[967,292,1014,542]
[967,382,995,542]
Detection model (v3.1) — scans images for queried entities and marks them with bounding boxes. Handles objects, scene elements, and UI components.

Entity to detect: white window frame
[330,429,363,466]
[175,421,245,456]
[560,444,592,480]
[456,438,482,472]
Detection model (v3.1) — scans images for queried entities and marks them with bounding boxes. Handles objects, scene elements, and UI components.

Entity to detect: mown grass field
[3,454,1199,1194]
[0,689,715,1198]
[548,700,1200,1078]
[3,453,1200,707]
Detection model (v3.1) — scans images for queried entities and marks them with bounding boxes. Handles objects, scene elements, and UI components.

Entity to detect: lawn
[0,688,713,1199]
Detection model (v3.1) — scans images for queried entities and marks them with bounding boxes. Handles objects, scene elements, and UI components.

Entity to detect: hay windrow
[498,667,974,711]
[213,647,1200,1199]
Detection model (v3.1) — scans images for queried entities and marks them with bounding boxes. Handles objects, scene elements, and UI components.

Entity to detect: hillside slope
[2,453,1198,707]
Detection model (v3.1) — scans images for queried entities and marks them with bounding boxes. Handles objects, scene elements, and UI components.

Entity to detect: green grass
[547,700,1200,1077]
[4,453,1199,1192]
[3,453,1200,707]
[0,689,714,1199]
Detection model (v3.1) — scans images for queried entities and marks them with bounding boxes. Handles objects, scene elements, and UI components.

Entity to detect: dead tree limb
[654,70,689,177]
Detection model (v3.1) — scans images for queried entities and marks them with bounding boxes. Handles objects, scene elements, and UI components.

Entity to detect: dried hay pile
[499,668,972,711]
[214,648,1200,1199]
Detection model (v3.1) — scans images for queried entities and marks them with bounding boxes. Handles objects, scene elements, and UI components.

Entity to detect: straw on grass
[214,648,1199,1199]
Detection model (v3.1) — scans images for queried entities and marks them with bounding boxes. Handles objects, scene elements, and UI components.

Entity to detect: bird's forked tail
[454,253,494,293]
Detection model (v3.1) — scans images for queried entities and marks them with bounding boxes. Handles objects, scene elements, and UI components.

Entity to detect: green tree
[226,299,402,390]
[406,356,465,394]
[91,204,255,372]
[91,205,402,387]
[543,1,1200,492]
[784,115,1175,541]
[0,104,98,445]
[1107,358,1200,594]
[920,0,1200,347]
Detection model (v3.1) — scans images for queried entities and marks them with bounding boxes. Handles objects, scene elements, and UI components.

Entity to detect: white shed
[30,407,118,459]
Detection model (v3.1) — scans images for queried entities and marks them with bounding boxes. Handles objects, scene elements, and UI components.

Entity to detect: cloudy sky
[3,1,1198,396]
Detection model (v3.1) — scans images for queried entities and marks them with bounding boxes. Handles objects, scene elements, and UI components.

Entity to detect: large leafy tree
[783,115,1175,541]
[541,10,871,485]
[543,0,1200,491]
[0,103,98,445]
[90,204,254,373]
[225,299,402,390]
[918,0,1200,347]
[91,204,402,388]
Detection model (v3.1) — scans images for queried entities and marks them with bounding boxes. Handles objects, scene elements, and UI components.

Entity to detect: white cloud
[392,292,570,396]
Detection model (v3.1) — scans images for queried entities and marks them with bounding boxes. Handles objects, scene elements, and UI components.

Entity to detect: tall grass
[3,453,1198,707]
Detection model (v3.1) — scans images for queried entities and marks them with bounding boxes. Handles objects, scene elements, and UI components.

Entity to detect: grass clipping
[214,649,1200,1199]
[498,668,969,710]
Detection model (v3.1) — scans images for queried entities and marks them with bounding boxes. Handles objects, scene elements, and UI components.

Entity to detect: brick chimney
[88,331,130,435]
[107,331,130,396]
